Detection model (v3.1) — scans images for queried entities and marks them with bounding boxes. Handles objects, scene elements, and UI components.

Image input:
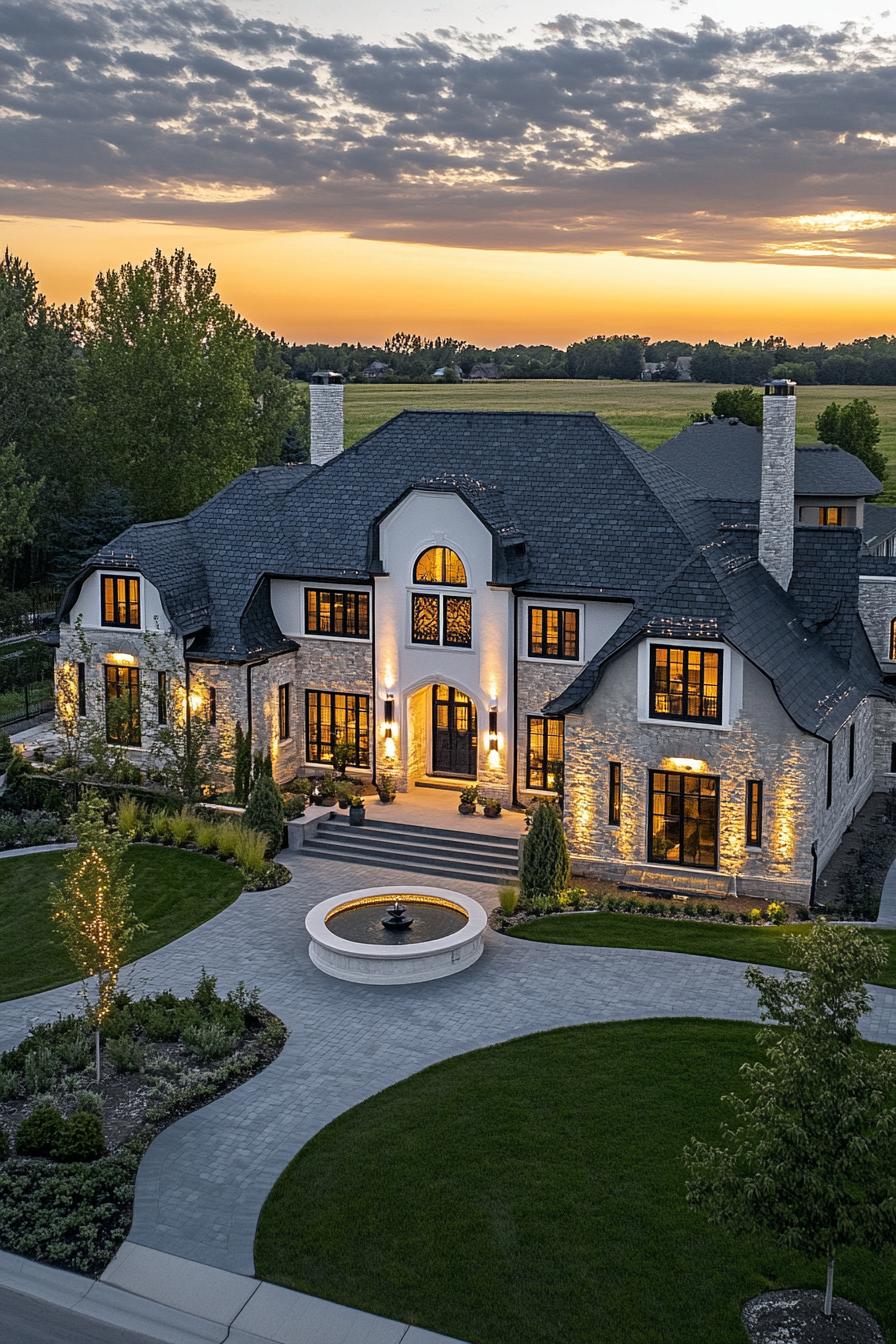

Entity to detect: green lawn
[0,844,245,1001]
[343,380,896,500]
[255,1020,895,1344]
[509,913,896,988]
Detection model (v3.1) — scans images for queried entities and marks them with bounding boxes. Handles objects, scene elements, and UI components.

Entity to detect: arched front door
[431,684,477,779]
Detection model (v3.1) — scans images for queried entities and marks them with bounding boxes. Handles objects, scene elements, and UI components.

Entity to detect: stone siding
[516,659,580,801]
[309,383,344,465]
[758,393,797,588]
[858,577,896,664]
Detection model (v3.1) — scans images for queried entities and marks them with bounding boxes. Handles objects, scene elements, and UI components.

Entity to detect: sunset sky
[2,0,896,345]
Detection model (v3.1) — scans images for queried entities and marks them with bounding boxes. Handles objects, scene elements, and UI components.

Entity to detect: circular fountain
[305,885,487,984]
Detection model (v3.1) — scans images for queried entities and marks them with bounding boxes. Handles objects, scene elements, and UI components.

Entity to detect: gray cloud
[0,1,895,264]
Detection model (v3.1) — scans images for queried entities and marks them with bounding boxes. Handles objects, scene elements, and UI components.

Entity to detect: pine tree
[520,800,570,904]
[244,771,284,857]
[233,723,251,805]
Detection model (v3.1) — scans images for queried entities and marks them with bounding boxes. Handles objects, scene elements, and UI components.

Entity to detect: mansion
[51,377,896,903]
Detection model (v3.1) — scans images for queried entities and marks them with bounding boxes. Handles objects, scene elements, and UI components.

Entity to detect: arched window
[890,619,896,661]
[413,546,466,586]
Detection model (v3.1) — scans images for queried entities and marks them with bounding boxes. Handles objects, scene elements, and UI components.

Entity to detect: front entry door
[432,685,478,778]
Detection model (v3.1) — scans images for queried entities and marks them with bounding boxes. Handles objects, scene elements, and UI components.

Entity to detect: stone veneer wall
[515,660,582,802]
[560,641,876,903]
[758,392,797,589]
[858,577,896,664]
[309,383,344,466]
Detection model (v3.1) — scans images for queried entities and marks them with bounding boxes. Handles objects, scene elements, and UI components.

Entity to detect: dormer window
[818,507,843,526]
[414,546,466,586]
[101,575,140,629]
[649,645,722,724]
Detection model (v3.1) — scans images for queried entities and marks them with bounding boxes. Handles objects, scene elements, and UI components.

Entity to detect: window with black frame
[101,575,140,628]
[411,592,471,647]
[745,779,763,848]
[526,715,564,790]
[527,607,579,660]
[278,683,291,741]
[104,665,141,746]
[649,645,722,724]
[304,589,370,639]
[305,690,370,766]
[649,770,719,869]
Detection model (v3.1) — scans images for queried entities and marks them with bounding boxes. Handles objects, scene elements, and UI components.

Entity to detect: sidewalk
[0,1242,465,1344]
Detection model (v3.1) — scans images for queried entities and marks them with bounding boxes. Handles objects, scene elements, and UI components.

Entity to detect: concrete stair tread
[299,842,515,883]
[326,814,520,849]
[319,821,518,857]
[303,834,516,874]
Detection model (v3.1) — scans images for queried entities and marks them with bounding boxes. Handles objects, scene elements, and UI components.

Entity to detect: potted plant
[376,771,397,803]
[482,795,502,819]
[458,784,478,816]
[284,792,306,819]
[313,776,337,808]
[332,740,352,779]
[349,794,366,826]
[335,780,353,810]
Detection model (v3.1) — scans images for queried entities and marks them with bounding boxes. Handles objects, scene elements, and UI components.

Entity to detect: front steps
[296,813,520,885]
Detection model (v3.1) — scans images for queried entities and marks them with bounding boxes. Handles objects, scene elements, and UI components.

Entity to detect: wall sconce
[107,652,135,665]
[487,706,499,752]
[188,689,204,715]
[383,697,395,737]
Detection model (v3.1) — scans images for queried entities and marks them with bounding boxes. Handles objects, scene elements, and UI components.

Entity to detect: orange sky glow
[6,214,896,347]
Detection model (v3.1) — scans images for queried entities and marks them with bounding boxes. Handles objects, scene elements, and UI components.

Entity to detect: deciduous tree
[816,399,886,483]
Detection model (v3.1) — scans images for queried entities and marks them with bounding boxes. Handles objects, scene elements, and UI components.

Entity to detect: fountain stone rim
[305,885,486,960]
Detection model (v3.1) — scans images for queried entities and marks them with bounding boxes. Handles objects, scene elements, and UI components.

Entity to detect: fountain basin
[305,885,487,984]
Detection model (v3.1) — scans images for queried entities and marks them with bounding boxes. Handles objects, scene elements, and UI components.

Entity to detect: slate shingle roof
[654,418,882,499]
[863,502,896,550]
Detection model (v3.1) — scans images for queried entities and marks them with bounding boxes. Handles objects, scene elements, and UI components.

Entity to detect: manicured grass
[508,913,896,988]
[344,380,896,500]
[0,844,245,1001]
[255,1020,896,1344]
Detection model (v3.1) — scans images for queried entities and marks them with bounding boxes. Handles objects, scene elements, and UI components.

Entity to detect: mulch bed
[743,1290,884,1343]
[814,792,896,921]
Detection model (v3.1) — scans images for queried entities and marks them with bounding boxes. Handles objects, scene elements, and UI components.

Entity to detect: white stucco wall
[269,578,372,642]
[69,570,171,636]
[517,597,631,667]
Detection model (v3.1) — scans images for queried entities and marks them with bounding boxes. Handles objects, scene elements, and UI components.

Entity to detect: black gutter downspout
[246,663,253,749]
[809,840,819,908]
[511,591,519,807]
[184,659,192,762]
[370,579,378,787]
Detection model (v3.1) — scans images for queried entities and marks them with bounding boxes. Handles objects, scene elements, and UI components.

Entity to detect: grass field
[509,913,896,988]
[0,845,244,1000]
[344,380,896,500]
[255,1020,895,1344]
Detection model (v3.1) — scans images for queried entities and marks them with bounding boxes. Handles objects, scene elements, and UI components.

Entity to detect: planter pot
[377,793,396,805]
[318,796,337,809]
[338,798,350,809]
[349,805,365,826]
[483,807,502,819]
[458,802,476,816]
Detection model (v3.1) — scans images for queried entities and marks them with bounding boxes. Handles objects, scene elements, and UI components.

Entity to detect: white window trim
[520,600,586,665]
[637,637,734,730]
[405,584,476,654]
[299,583,373,644]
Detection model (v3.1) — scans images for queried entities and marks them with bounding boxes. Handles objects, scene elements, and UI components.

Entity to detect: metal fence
[0,680,54,730]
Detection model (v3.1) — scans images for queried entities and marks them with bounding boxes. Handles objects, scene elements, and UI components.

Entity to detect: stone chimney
[759,379,797,589]
[309,370,344,466]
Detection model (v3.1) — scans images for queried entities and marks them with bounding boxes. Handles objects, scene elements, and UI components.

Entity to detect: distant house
[468,362,502,381]
[641,356,693,382]
[433,365,464,381]
[675,356,693,381]
[362,360,392,381]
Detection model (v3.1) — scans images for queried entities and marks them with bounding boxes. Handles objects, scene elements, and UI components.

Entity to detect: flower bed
[493,883,802,932]
[0,972,286,1274]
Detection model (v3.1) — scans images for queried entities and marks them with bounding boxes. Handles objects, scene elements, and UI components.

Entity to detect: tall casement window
[104,665,140,746]
[891,742,896,774]
[77,662,86,718]
[278,683,291,741]
[410,592,472,647]
[101,574,140,628]
[649,645,722,724]
[304,589,370,639]
[745,779,763,848]
[527,607,579,661]
[157,671,167,725]
[207,686,217,727]
[848,721,856,781]
[649,770,719,869]
[306,691,370,767]
[526,716,564,790]
[818,506,844,526]
[414,546,466,586]
[608,762,622,826]
[890,620,896,661]
[826,740,834,809]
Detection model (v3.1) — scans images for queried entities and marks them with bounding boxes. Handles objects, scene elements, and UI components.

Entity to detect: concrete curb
[0,1244,466,1344]
[0,841,75,859]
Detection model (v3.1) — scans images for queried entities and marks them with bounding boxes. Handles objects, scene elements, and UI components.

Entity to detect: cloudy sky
[2,0,895,342]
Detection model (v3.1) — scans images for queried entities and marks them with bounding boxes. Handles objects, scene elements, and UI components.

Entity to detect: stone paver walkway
[3,854,896,1276]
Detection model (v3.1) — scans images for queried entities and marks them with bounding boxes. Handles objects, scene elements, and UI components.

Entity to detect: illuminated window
[818,506,843,526]
[411,592,471,647]
[413,546,466,586]
[157,671,167,725]
[278,683,291,741]
[104,664,140,746]
[207,686,217,727]
[848,721,855,781]
[306,690,370,767]
[77,662,86,718]
[745,779,763,848]
[305,589,369,639]
[101,574,140,628]
[526,716,564,790]
[826,740,833,809]
[528,607,579,660]
[608,762,622,826]
[889,620,896,661]
[649,770,718,869]
[649,645,722,724]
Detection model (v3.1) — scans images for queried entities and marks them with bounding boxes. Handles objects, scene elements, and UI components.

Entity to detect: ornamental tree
[520,800,570,904]
[50,797,143,1080]
[244,770,285,857]
[684,921,896,1317]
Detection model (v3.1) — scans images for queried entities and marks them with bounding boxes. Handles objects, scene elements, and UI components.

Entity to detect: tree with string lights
[50,796,143,1080]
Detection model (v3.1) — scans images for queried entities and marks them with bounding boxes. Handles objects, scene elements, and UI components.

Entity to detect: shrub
[193,969,220,1012]
[23,1045,61,1096]
[56,1026,92,1072]
[376,771,396,802]
[244,773,285,856]
[233,722,252,806]
[213,819,241,860]
[17,810,63,846]
[105,1035,145,1074]
[0,733,12,767]
[150,810,172,843]
[749,907,763,924]
[72,1090,103,1118]
[766,900,787,926]
[564,886,587,910]
[182,1020,238,1062]
[284,775,312,796]
[116,794,145,838]
[0,1069,20,1101]
[0,1128,7,1162]
[498,884,519,915]
[52,1110,105,1163]
[331,740,352,778]
[231,826,268,876]
[168,807,196,846]
[192,817,219,852]
[283,793,306,820]
[520,800,569,906]
[16,1103,65,1157]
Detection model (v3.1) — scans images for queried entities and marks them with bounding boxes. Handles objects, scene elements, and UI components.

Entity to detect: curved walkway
[3,855,896,1276]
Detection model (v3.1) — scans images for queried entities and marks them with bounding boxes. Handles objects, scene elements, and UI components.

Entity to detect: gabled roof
[655,418,881,499]
[863,502,896,550]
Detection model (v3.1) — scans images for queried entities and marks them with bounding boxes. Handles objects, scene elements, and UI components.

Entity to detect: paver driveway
[3,854,896,1275]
